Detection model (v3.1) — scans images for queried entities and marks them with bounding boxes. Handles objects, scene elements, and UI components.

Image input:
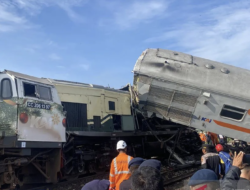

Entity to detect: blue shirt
[219,151,232,174]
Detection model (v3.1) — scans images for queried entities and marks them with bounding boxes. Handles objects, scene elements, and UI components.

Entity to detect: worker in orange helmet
[109,140,133,190]
[215,144,232,174]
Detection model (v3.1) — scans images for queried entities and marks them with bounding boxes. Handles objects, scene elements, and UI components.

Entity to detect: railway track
[163,165,200,189]
[163,165,200,184]
[22,164,200,190]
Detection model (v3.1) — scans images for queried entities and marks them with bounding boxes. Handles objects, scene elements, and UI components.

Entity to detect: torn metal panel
[132,48,250,142]
[133,48,250,101]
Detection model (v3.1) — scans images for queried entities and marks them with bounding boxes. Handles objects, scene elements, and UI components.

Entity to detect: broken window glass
[23,82,52,101]
[23,83,36,97]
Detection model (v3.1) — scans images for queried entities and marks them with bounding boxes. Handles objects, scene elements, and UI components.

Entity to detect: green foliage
[30,109,42,117]
[53,103,64,115]
[0,98,17,135]
[18,106,42,117]
[0,98,17,125]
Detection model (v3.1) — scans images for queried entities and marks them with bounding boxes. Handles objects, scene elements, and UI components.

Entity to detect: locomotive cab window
[1,78,12,99]
[220,105,246,121]
[23,82,52,101]
[109,101,115,111]
[38,86,52,101]
[23,83,36,97]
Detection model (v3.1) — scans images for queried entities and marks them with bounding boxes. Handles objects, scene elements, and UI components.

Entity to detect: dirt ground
[165,178,190,190]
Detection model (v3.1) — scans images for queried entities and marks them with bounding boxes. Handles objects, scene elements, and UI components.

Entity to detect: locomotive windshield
[1,78,12,99]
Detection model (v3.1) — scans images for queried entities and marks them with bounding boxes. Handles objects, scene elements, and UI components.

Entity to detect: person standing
[188,169,219,190]
[207,132,219,145]
[199,131,206,144]
[131,159,164,190]
[119,157,144,190]
[204,132,211,145]
[201,144,225,179]
[237,166,250,189]
[215,144,232,174]
[218,134,225,145]
[221,151,246,190]
[109,140,133,190]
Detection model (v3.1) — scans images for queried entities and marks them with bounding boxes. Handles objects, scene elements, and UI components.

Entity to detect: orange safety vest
[200,133,206,142]
[109,152,133,190]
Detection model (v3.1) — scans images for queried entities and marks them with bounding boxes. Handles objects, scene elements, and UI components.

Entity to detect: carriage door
[0,75,18,137]
[105,97,119,131]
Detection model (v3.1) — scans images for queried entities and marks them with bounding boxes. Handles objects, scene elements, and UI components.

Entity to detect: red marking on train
[214,120,250,134]
[248,109,250,115]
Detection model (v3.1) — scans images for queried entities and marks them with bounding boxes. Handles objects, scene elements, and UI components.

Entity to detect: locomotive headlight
[62,118,66,127]
[19,113,29,124]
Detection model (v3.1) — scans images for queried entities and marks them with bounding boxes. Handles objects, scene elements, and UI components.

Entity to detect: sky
[0,0,250,88]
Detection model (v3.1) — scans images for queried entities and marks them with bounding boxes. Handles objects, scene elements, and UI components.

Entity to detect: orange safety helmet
[215,144,224,152]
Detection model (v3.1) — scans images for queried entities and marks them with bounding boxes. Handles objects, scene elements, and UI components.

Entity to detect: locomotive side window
[220,105,246,121]
[109,101,115,111]
[38,86,52,101]
[1,78,12,99]
[23,83,36,97]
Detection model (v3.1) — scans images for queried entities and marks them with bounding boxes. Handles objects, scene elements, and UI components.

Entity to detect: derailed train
[0,48,249,189]
[0,70,200,189]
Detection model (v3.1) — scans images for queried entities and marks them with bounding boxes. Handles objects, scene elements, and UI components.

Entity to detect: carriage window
[23,83,36,97]
[220,105,246,121]
[38,86,52,101]
[1,79,12,99]
[109,101,115,111]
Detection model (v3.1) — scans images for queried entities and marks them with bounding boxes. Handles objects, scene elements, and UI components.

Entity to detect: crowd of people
[81,140,164,190]
[190,150,250,190]
[199,131,225,145]
[81,138,250,190]
[195,131,250,189]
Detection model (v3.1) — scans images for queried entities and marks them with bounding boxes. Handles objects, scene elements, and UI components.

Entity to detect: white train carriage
[133,48,250,142]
